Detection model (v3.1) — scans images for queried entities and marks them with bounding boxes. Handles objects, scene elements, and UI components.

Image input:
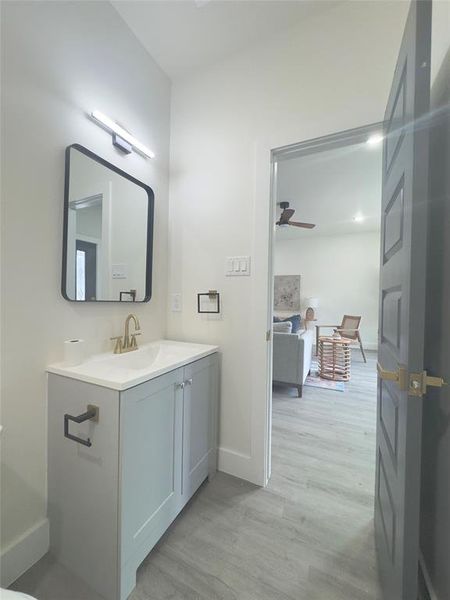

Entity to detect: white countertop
[47,339,219,391]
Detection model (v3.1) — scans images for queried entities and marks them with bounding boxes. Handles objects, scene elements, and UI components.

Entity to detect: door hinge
[408,371,447,397]
[266,330,271,342]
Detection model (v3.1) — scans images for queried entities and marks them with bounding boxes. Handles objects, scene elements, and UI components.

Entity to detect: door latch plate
[409,371,447,397]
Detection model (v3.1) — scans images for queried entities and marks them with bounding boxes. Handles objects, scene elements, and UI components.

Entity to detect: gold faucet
[111,314,141,354]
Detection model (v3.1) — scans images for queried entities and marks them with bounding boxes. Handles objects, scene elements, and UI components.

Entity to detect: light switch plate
[171,293,182,312]
[226,256,251,276]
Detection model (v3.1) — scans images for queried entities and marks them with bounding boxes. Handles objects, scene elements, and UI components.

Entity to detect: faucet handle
[110,336,123,354]
[130,332,141,349]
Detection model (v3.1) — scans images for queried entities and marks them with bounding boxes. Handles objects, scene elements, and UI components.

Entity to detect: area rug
[304,368,345,392]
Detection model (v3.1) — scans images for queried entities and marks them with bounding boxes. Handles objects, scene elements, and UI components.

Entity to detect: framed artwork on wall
[274,275,301,311]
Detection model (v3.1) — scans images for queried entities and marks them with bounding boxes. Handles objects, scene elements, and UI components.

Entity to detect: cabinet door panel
[120,369,183,565]
[183,355,218,502]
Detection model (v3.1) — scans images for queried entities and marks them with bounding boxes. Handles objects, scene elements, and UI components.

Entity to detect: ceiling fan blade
[289,221,316,229]
[279,208,295,224]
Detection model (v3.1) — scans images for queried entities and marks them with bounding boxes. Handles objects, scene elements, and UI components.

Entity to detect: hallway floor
[11,350,380,600]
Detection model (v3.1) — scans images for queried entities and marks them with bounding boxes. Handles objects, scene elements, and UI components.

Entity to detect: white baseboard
[419,551,440,600]
[218,447,263,486]
[0,518,49,588]
[364,343,378,351]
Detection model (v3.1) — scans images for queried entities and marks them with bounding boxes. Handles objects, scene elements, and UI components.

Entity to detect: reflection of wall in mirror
[67,149,148,301]
[109,175,148,301]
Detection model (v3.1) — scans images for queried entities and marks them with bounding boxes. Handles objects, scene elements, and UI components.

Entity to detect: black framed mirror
[62,144,154,302]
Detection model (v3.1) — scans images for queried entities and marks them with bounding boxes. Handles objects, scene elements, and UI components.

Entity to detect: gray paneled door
[375,2,431,599]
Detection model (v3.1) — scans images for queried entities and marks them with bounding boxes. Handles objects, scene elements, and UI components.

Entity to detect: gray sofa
[272,328,314,397]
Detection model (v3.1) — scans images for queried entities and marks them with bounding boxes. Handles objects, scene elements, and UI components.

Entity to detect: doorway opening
[266,123,385,595]
[75,239,98,301]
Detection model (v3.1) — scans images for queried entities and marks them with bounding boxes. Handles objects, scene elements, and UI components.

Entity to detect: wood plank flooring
[11,350,380,599]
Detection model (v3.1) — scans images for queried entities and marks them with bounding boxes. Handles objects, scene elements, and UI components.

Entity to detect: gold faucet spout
[124,313,141,350]
[111,314,141,354]
[125,313,140,337]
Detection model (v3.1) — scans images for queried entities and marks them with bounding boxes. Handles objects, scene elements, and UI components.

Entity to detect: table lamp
[305,297,319,321]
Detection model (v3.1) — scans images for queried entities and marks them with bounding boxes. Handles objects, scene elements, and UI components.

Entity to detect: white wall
[274,232,380,348]
[167,1,408,484]
[0,0,171,583]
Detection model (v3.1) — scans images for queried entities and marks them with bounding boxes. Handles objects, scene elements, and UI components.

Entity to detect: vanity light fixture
[90,110,155,159]
[366,133,384,147]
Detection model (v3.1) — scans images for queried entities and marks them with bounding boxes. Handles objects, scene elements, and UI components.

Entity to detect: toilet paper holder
[64,405,99,447]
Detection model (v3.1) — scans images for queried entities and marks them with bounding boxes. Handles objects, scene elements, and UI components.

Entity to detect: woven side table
[318,336,351,381]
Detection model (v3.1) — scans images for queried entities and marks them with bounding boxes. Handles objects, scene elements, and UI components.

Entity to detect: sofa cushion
[273,321,293,334]
[276,314,302,333]
[272,327,314,388]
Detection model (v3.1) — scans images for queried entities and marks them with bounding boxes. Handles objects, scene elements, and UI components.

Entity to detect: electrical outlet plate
[112,264,128,279]
[171,293,182,312]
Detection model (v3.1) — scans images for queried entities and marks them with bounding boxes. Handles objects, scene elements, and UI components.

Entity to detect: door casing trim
[255,121,384,485]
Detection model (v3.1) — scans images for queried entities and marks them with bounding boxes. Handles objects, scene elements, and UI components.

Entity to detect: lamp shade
[306,297,319,308]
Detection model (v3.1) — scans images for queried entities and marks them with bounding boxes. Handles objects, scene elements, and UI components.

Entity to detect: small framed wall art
[274,275,301,311]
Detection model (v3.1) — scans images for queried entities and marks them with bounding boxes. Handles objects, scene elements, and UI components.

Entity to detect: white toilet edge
[0,589,38,600]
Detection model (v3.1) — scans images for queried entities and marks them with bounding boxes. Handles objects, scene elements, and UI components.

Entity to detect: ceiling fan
[276,202,316,229]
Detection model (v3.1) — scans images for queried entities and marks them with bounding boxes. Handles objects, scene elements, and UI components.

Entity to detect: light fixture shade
[306,297,319,308]
[91,110,155,159]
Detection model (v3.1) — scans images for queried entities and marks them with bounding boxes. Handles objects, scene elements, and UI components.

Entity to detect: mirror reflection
[63,145,153,302]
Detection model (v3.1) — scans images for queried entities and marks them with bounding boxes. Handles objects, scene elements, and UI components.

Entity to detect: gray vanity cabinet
[47,353,218,600]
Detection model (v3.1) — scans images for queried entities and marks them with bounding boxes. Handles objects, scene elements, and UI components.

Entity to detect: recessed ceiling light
[366,133,384,146]
[353,214,365,223]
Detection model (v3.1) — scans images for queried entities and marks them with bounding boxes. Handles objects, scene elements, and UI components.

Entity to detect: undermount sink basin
[111,344,162,370]
[47,340,219,391]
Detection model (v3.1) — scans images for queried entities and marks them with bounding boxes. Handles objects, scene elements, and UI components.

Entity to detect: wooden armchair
[315,315,367,363]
